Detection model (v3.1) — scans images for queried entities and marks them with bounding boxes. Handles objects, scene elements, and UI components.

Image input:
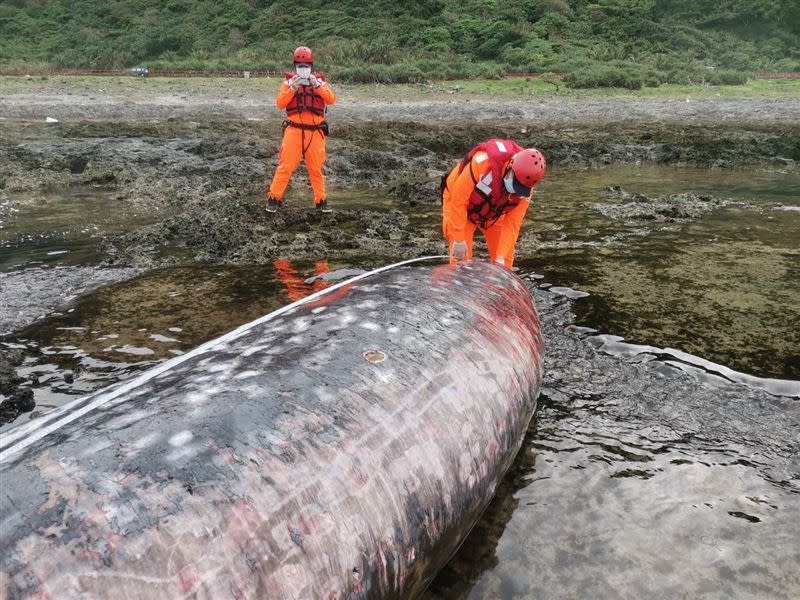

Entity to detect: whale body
[0,261,543,599]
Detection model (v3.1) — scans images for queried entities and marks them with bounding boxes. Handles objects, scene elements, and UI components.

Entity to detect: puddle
[426,387,800,599]
[0,185,170,270]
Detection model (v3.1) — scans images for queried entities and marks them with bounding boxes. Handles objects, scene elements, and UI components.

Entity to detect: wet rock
[103,196,437,266]
[389,179,441,206]
[0,348,24,395]
[0,266,140,334]
[586,189,727,222]
[0,348,30,424]
[11,387,34,411]
[4,105,795,203]
[0,387,35,423]
[598,185,628,198]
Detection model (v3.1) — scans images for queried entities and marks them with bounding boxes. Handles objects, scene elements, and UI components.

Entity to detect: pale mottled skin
[0,262,543,599]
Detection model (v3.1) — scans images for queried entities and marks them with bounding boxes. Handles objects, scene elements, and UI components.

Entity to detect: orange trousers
[442,190,517,268]
[268,126,327,204]
[445,221,515,266]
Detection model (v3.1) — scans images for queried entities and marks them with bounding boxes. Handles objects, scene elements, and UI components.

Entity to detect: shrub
[333,63,423,84]
[705,69,749,85]
[331,59,503,83]
[774,58,800,72]
[0,0,795,82]
[565,62,660,90]
[662,68,750,86]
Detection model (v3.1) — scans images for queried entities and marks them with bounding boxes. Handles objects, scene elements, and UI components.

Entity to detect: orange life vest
[285,72,327,117]
[457,139,525,227]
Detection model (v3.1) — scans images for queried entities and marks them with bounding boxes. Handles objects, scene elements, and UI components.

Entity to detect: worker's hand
[495,256,506,267]
[451,240,468,260]
[309,74,322,88]
[288,75,301,91]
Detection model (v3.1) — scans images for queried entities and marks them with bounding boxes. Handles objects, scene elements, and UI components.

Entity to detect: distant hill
[1,0,799,86]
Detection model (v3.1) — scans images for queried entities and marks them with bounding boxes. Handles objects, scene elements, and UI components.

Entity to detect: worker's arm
[444,157,483,242]
[316,80,336,105]
[275,81,295,109]
[495,199,530,264]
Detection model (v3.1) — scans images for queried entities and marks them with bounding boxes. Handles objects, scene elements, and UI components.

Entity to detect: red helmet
[511,148,546,189]
[293,46,314,64]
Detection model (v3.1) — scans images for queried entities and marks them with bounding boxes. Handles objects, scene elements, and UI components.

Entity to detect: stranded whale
[0,260,543,599]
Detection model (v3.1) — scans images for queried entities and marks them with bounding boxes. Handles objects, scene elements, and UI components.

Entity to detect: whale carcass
[0,260,543,599]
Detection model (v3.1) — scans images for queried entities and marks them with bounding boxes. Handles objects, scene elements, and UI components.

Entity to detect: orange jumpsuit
[442,151,530,268]
[268,79,336,205]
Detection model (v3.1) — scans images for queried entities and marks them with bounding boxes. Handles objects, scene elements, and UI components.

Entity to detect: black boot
[266,196,280,213]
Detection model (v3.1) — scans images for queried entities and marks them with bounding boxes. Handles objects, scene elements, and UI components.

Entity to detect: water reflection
[427,381,800,599]
[425,417,541,598]
[273,258,331,302]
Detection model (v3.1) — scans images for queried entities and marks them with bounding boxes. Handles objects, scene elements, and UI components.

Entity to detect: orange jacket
[276,78,336,127]
[443,151,530,258]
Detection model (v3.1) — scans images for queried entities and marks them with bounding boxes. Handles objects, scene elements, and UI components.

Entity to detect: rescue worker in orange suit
[266,46,336,213]
[441,139,546,268]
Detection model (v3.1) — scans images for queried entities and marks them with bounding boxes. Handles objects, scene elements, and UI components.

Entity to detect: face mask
[503,168,532,198]
[296,65,312,78]
[504,171,517,195]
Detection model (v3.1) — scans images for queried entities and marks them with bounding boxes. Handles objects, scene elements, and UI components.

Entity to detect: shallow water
[426,388,800,599]
[519,165,800,380]
[0,185,167,270]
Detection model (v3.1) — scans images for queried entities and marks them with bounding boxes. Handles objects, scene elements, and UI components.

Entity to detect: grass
[2,75,799,101]
[420,77,800,99]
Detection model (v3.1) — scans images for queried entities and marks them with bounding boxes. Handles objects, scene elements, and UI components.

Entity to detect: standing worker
[266,46,336,213]
[441,139,546,268]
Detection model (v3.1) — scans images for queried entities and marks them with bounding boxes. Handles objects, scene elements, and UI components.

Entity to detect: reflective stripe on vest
[456,139,525,227]
[475,172,493,196]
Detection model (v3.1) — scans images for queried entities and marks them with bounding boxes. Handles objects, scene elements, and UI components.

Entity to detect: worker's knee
[305,140,327,171]
[278,145,303,170]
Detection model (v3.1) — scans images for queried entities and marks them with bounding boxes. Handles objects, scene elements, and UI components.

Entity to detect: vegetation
[1,0,798,87]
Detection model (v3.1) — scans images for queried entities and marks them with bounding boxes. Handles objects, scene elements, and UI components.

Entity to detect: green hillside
[1,0,799,87]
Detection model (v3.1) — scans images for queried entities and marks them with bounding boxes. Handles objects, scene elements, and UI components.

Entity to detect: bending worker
[442,138,546,267]
[266,46,336,213]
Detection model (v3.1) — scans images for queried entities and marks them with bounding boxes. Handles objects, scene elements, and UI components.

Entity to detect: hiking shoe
[316,199,332,213]
[266,197,280,213]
